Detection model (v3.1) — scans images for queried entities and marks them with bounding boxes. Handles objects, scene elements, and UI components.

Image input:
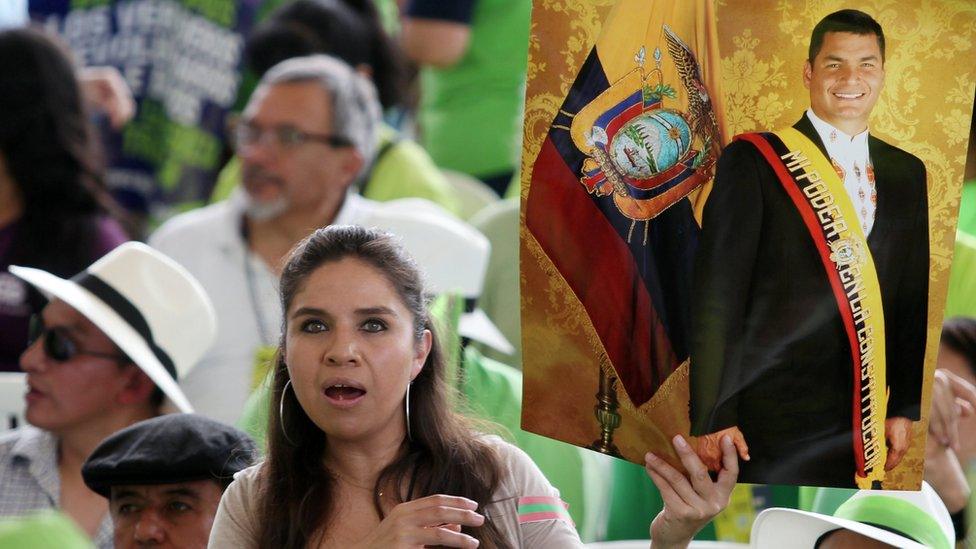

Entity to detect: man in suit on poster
[689,9,928,487]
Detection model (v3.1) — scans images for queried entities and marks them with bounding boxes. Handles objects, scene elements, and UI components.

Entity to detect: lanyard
[239,216,275,347]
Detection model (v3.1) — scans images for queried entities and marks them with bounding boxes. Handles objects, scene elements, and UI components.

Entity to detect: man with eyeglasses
[150,54,393,424]
[0,242,216,548]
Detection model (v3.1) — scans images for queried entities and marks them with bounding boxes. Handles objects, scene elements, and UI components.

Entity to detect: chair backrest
[363,200,490,298]
[0,372,27,431]
[470,197,521,362]
[442,169,499,220]
[360,200,513,354]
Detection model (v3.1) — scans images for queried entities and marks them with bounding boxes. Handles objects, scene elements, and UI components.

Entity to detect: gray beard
[234,187,289,222]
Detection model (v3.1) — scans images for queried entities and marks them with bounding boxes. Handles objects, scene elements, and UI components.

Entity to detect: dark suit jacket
[688,114,928,485]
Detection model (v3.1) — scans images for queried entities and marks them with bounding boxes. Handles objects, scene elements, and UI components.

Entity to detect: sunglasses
[28,315,130,364]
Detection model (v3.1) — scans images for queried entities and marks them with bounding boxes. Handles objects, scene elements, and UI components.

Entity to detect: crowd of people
[0,2,974,548]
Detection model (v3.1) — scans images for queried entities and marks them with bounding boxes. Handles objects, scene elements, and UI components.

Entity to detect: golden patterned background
[520,0,976,489]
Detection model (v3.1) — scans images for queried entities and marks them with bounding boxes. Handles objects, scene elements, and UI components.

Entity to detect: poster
[520,0,976,489]
[29,0,263,220]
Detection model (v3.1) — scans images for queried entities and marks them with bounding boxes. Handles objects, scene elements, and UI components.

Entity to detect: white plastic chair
[470,197,520,363]
[442,169,499,220]
[0,372,27,431]
[362,200,514,355]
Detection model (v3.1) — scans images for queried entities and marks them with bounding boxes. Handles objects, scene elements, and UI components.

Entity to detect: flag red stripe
[605,101,644,142]
[526,137,678,406]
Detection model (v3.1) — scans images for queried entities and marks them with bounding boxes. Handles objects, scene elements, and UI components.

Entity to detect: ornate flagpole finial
[635,46,646,68]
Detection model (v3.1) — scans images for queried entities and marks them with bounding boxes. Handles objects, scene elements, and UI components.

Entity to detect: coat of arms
[568,26,722,242]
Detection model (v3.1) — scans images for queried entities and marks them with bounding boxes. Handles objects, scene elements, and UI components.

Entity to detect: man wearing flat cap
[82,414,255,549]
[0,242,217,548]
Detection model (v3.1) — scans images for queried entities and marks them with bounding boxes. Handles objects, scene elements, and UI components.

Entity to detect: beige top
[207,436,583,548]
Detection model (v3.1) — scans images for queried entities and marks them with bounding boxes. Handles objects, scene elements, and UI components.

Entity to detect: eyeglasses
[230,118,352,152]
[28,315,130,364]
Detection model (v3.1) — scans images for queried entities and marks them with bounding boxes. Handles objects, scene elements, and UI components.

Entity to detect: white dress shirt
[806,108,876,236]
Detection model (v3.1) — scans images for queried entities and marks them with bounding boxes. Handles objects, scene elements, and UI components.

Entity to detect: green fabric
[364,126,461,215]
[210,125,463,217]
[504,169,521,200]
[944,230,976,319]
[835,495,951,549]
[469,198,521,366]
[238,369,271,453]
[460,346,610,541]
[798,486,856,515]
[0,511,94,549]
[371,0,400,35]
[415,0,532,178]
[958,180,976,237]
[604,459,663,540]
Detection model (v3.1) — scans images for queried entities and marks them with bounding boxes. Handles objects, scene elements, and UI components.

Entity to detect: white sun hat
[750,482,953,549]
[9,242,217,413]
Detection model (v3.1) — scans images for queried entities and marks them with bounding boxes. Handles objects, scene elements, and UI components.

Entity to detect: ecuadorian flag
[524,0,728,408]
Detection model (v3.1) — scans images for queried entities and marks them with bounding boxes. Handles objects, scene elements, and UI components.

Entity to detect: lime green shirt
[413,0,532,178]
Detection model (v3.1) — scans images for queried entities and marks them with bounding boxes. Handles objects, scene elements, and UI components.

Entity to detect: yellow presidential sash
[736,127,888,488]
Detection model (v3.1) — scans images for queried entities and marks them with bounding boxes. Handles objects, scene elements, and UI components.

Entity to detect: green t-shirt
[958,179,976,237]
[0,511,94,549]
[412,0,532,178]
[944,230,976,319]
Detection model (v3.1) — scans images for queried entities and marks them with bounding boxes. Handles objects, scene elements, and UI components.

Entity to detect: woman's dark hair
[244,0,406,110]
[257,225,509,548]
[941,317,976,376]
[0,28,127,276]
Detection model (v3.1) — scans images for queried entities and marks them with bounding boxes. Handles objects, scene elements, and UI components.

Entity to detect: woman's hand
[77,66,136,129]
[928,369,976,451]
[924,369,976,513]
[356,494,485,548]
[645,434,738,549]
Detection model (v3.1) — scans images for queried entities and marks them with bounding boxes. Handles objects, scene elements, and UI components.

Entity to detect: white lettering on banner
[42,0,243,126]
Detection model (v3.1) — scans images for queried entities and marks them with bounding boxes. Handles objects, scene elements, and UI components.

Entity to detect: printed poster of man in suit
[690,9,933,489]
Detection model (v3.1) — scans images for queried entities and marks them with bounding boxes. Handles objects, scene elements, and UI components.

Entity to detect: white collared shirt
[806,109,876,236]
[0,427,114,548]
[148,190,376,423]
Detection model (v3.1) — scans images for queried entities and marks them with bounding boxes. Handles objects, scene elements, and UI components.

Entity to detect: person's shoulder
[227,462,263,492]
[714,135,771,169]
[721,134,768,157]
[0,426,48,461]
[218,462,265,518]
[210,462,264,548]
[477,435,553,493]
[0,428,25,457]
[869,135,925,173]
[90,215,129,249]
[712,135,771,181]
[149,201,236,248]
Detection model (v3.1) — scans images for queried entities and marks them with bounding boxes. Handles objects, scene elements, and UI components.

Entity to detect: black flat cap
[82,414,257,497]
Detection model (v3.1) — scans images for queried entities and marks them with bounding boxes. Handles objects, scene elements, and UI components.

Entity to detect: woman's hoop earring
[405,381,413,443]
[280,379,297,446]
